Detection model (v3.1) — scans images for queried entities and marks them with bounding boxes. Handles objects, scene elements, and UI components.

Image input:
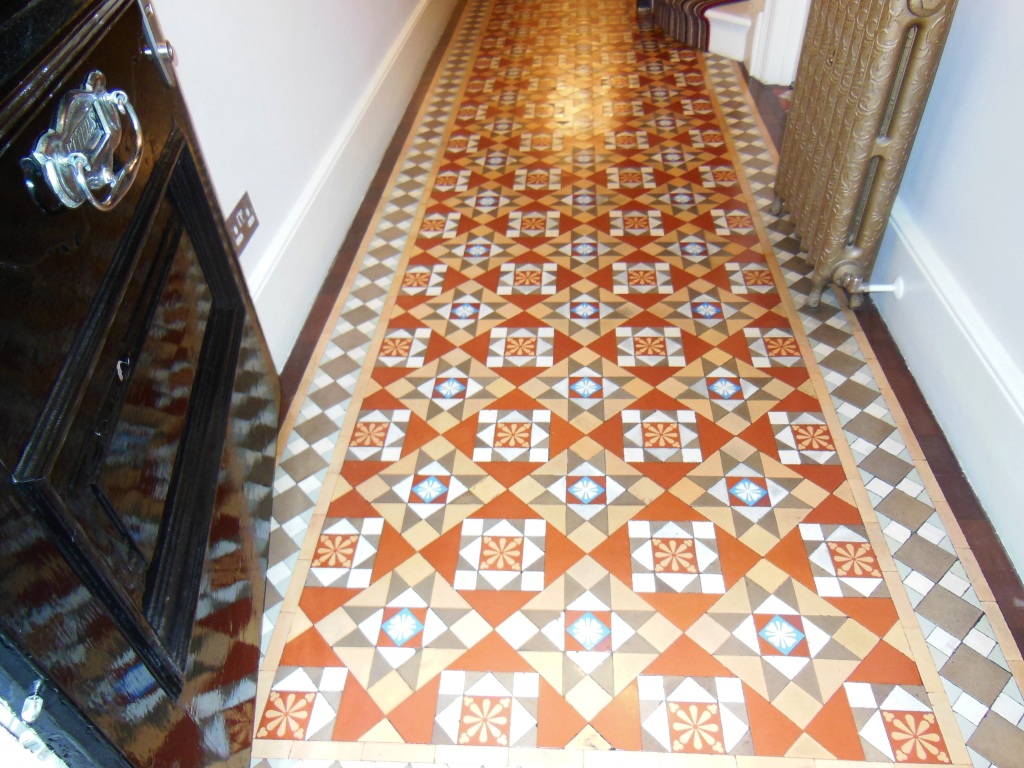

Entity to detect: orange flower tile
[480,535,525,571]
[256,691,315,740]
[458,695,513,746]
[642,421,682,448]
[828,541,883,578]
[882,710,951,764]
[668,702,726,754]
[351,422,389,447]
[312,534,358,568]
[791,423,835,451]
[652,537,698,574]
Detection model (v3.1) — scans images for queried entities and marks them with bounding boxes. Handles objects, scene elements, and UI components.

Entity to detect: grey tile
[917,584,985,640]
[808,323,850,350]
[877,489,935,531]
[942,644,1012,707]
[896,534,958,583]
[309,382,349,410]
[844,411,897,444]
[278,448,329,483]
[860,447,914,486]
[272,485,315,523]
[968,711,1024,767]
[832,380,882,410]
[320,354,363,382]
[294,412,342,446]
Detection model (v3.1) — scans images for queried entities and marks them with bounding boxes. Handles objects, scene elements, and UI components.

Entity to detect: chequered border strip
[262,0,489,658]
[705,55,1024,768]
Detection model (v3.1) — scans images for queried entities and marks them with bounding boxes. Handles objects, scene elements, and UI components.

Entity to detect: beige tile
[583,750,640,768]
[261,609,295,672]
[361,740,437,762]
[288,740,364,760]
[983,600,1024,663]
[249,738,291,759]
[736,757,814,768]
[657,753,737,768]
[436,743,510,766]
[509,747,585,768]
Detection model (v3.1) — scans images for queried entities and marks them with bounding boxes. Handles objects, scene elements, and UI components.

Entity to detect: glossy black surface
[0,0,92,93]
[0,1,279,765]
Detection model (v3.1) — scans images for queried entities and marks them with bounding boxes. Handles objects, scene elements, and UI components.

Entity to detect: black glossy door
[0,2,278,766]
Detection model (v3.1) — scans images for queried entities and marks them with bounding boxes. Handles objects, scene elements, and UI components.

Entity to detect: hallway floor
[252,1,1024,765]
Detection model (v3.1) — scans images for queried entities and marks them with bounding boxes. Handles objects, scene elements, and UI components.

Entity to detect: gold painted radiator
[774,0,958,308]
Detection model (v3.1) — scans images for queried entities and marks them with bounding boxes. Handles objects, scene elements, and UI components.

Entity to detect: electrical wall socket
[227,192,259,255]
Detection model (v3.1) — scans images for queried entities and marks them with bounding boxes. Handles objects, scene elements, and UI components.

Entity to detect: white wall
[156,0,459,366]
[872,0,1024,572]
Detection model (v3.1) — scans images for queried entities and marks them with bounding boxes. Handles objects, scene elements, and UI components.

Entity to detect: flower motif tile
[400,263,448,296]
[454,518,546,591]
[487,326,555,367]
[307,517,382,589]
[258,667,349,741]
[615,325,687,367]
[621,408,701,463]
[345,409,410,462]
[473,409,551,462]
[434,671,539,747]
[630,520,725,594]
[744,327,804,368]
[845,683,952,764]
[497,261,559,294]
[724,262,777,294]
[770,411,840,465]
[638,675,752,755]
[800,523,889,598]
[612,261,673,294]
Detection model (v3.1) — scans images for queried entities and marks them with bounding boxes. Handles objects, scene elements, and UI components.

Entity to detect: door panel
[0,1,278,765]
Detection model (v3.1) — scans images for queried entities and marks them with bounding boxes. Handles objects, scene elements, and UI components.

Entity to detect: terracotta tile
[258,0,1024,762]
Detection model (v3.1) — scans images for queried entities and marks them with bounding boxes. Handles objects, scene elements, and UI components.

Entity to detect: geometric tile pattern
[255,0,1024,765]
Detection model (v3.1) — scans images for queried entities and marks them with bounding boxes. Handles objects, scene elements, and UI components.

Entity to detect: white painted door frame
[745,0,812,86]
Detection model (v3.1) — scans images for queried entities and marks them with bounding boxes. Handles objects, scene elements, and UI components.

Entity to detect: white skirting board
[249,0,460,368]
[873,200,1024,574]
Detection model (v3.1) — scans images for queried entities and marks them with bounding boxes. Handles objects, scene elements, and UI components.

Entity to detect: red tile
[333,676,387,741]
[804,689,865,761]
[591,680,643,750]
[848,642,923,686]
[279,627,342,667]
[537,678,589,747]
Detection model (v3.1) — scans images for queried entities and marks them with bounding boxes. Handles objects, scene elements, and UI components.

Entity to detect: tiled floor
[252,1,1024,766]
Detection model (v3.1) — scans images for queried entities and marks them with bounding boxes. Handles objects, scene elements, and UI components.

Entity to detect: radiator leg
[770,195,783,216]
[806,283,826,309]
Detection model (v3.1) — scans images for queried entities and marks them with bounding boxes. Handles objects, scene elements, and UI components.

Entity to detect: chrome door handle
[27,70,144,212]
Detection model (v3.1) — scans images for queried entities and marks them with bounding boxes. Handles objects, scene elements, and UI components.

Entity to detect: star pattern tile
[254,0,1024,764]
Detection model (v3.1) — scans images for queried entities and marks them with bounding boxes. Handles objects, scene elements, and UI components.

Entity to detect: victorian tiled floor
[251,1,1024,766]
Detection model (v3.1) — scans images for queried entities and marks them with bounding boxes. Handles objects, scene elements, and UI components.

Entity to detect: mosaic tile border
[253,2,1024,766]
[262,0,489,660]
[704,55,1024,768]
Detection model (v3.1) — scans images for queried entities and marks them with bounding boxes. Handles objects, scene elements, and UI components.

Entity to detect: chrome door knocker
[26,70,144,211]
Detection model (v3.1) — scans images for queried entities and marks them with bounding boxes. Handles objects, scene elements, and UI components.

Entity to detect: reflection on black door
[0,2,278,766]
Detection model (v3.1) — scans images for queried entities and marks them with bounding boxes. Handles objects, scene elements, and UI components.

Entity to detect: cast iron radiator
[773,0,958,308]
